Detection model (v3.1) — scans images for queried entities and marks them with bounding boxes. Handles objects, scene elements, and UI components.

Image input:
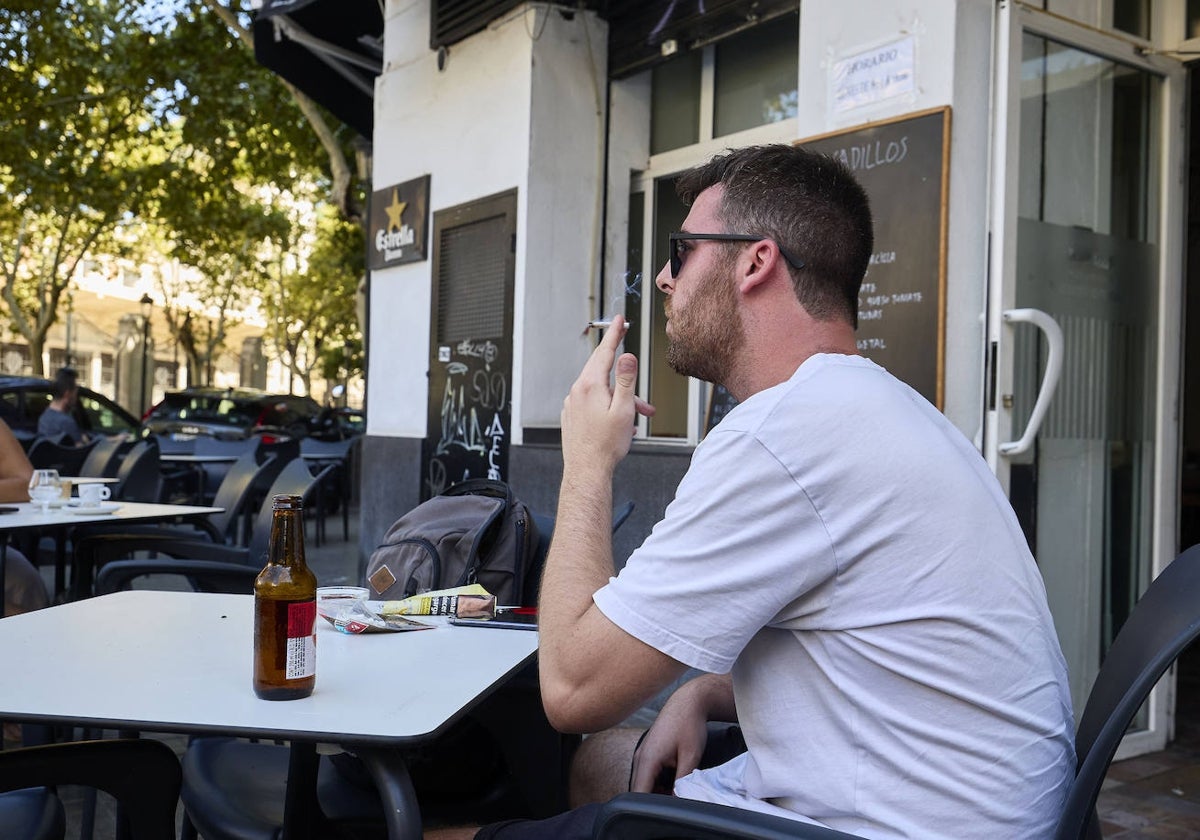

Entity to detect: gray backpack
[365,479,541,606]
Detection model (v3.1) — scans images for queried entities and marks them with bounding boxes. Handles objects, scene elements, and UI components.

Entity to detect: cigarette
[584,319,631,330]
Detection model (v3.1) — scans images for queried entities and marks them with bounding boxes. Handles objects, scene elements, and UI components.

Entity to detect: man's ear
[738,240,782,293]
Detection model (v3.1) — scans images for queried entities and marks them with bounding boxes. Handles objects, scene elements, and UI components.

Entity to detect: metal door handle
[999,308,1063,456]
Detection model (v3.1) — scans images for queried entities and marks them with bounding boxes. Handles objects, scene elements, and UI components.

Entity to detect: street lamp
[139,293,153,415]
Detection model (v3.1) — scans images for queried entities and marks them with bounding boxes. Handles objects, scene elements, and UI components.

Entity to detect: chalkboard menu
[799,107,950,408]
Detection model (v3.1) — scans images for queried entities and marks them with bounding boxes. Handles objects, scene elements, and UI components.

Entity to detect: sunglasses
[669,233,806,278]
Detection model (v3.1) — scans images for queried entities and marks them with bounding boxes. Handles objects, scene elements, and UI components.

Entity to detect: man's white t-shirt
[593,354,1074,839]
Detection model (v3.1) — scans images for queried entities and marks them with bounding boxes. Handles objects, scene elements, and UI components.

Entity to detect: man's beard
[664,255,745,386]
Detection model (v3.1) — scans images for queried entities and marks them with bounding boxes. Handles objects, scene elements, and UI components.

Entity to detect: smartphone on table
[449,612,538,631]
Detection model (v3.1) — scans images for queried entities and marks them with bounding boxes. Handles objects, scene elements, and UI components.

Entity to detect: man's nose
[655,262,673,293]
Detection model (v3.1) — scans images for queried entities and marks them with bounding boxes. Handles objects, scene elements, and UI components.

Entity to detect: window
[714,14,799,137]
[627,12,798,443]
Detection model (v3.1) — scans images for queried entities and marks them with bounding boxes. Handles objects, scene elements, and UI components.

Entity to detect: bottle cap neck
[272,494,303,511]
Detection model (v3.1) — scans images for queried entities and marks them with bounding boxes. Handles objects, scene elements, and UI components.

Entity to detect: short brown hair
[676,144,873,327]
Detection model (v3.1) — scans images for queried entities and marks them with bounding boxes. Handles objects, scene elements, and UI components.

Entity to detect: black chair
[0,738,181,840]
[191,436,260,504]
[27,436,97,476]
[78,435,126,478]
[75,458,321,600]
[111,440,162,503]
[300,436,359,544]
[593,542,1200,840]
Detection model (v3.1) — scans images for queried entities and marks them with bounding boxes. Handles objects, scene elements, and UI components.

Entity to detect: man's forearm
[538,463,615,670]
[0,477,30,504]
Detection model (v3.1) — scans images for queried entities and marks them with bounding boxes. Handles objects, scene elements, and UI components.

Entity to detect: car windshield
[155,394,259,427]
[79,394,136,435]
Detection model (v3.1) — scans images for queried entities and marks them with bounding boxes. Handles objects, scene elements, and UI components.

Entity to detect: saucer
[69,502,122,515]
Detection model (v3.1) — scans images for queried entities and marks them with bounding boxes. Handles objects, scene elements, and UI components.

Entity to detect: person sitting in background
[0,418,50,616]
[36,367,88,445]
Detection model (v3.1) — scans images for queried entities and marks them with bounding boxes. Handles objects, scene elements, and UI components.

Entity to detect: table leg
[280,741,320,840]
[54,532,66,602]
[356,747,422,840]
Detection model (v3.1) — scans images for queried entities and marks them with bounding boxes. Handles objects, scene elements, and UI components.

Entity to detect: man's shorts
[473,723,745,840]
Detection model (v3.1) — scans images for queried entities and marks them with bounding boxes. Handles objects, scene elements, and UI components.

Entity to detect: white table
[0,590,538,838]
[0,501,221,530]
[0,501,223,609]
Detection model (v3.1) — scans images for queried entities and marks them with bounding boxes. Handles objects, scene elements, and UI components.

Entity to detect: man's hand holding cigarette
[561,315,655,476]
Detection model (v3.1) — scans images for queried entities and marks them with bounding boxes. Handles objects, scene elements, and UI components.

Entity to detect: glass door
[985,5,1185,756]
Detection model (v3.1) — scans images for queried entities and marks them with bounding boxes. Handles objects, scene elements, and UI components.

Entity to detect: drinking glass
[28,469,61,513]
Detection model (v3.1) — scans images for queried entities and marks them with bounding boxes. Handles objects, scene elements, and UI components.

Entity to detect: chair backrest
[299,436,354,461]
[0,738,181,840]
[27,436,97,476]
[1055,543,1200,840]
[245,457,320,564]
[95,559,260,596]
[79,435,125,478]
[207,451,275,543]
[113,441,162,502]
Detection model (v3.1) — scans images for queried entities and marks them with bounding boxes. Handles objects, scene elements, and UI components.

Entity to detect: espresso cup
[78,483,111,506]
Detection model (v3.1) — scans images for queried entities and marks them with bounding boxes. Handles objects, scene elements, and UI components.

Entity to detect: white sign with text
[831,36,915,114]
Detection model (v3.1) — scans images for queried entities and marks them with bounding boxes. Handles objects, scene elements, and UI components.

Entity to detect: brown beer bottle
[253,494,318,700]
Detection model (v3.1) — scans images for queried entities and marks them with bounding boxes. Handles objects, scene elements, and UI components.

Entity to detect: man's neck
[723,318,858,402]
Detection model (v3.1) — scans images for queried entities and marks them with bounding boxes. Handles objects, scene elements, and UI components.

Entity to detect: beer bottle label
[285,600,317,680]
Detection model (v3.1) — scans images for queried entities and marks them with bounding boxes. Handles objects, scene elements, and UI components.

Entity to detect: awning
[253,0,384,137]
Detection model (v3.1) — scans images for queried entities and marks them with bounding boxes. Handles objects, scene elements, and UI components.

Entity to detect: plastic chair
[0,739,181,840]
[78,435,126,478]
[192,436,260,505]
[300,436,359,544]
[27,436,97,476]
[111,440,162,503]
[76,458,321,598]
[592,543,1200,840]
[79,450,273,552]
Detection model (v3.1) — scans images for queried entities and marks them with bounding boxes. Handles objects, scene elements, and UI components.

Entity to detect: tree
[0,0,182,375]
[150,1,366,388]
[264,205,364,397]
[196,0,364,224]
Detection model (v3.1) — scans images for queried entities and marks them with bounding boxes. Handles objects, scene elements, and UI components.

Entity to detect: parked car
[141,387,323,443]
[309,406,365,441]
[0,375,141,446]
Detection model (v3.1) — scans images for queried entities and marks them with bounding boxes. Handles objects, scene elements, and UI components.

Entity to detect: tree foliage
[264,205,364,398]
[0,0,181,375]
[0,0,367,391]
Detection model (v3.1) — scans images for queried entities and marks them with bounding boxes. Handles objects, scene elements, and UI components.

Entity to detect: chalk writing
[455,339,499,365]
[437,377,485,455]
[486,413,505,480]
[826,137,908,172]
[471,370,508,411]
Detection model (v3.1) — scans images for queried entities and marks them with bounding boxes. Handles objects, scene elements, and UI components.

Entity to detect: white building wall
[369,0,535,438]
[369,1,607,439]
[523,8,608,429]
[797,0,994,436]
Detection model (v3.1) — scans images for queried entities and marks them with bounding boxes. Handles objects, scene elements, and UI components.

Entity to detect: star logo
[384,188,406,233]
